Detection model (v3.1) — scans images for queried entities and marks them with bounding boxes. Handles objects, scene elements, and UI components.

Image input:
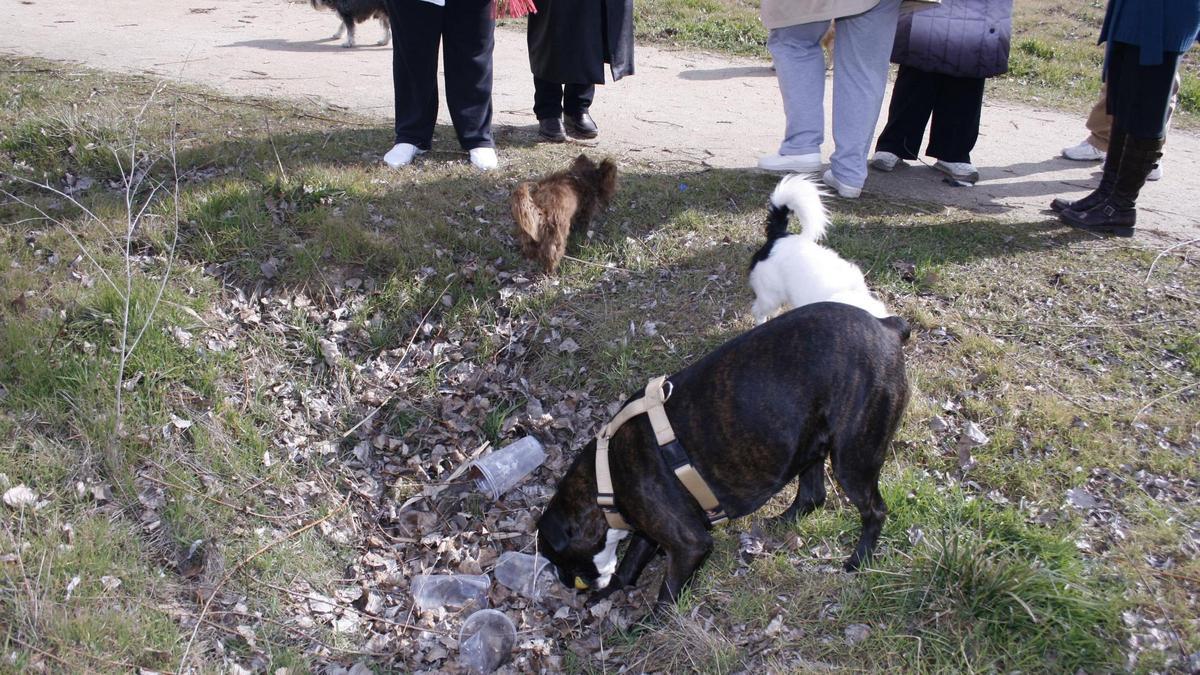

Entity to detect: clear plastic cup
[410,574,490,611]
[471,436,546,500]
[459,609,516,674]
[493,551,556,599]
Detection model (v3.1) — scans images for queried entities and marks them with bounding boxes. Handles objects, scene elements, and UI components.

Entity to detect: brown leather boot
[1060,135,1163,237]
[1050,129,1126,214]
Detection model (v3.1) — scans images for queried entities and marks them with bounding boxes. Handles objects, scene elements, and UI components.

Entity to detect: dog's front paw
[588,582,625,603]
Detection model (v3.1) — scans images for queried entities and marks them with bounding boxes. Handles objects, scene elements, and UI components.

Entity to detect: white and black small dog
[310,0,390,48]
[748,174,890,323]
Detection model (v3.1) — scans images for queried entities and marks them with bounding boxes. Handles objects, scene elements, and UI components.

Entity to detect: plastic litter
[459,609,517,674]
[471,436,546,500]
[410,574,490,611]
[493,551,556,599]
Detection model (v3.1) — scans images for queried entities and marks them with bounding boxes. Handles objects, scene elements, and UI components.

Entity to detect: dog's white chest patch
[592,529,628,589]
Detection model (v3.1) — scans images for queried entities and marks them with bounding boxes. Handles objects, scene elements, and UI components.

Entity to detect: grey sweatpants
[768,0,901,189]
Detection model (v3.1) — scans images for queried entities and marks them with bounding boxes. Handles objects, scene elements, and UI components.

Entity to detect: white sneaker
[870,151,904,172]
[933,160,980,184]
[1061,139,1106,162]
[384,143,424,168]
[469,147,498,171]
[1147,163,1163,181]
[821,169,862,199]
[757,152,822,173]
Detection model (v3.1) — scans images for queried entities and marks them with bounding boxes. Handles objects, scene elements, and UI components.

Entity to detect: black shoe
[1050,129,1126,213]
[1059,135,1162,238]
[564,112,598,139]
[537,117,567,142]
[1060,201,1136,237]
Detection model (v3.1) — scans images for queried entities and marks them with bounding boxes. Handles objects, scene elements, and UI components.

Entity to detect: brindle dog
[537,302,911,607]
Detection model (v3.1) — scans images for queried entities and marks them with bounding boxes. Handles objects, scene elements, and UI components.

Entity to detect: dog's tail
[768,174,829,244]
[510,182,542,242]
[880,315,911,343]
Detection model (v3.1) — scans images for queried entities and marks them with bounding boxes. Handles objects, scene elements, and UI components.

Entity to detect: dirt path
[5,0,1197,240]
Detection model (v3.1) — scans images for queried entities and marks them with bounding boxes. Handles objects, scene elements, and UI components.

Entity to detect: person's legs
[533,77,565,119]
[442,0,495,151]
[875,65,938,161]
[1083,83,1111,152]
[563,84,596,116]
[1060,42,1177,235]
[766,21,830,161]
[926,73,984,164]
[828,0,903,189]
[385,0,443,151]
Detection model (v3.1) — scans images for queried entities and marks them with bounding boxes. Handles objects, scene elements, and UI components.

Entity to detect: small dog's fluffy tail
[767,174,829,244]
[510,182,542,242]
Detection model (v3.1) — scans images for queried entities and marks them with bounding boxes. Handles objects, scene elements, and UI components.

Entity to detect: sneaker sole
[933,164,979,184]
[870,159,898,172]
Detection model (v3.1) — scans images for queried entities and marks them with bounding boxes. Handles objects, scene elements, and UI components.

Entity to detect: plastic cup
[410,574,490,611]
[493,551,556,599]
[458,609,517,674]
[471,436,546,500]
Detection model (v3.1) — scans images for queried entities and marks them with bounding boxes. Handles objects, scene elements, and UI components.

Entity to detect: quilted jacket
[891,0,1013,78]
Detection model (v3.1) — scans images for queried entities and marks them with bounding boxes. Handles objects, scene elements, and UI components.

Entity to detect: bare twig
[264,112,289,182]
[1135,382,1200,420]
[1144,238,1200,283]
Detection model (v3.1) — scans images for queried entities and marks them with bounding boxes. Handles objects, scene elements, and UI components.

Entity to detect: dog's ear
[571,153,596,172]
[597,158,618,202]
[538,508,572,553]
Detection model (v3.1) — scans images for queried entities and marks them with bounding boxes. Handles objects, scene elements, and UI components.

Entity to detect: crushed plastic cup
[410,574,490,611]
[493,551,556,599]
[459,609,517,674]
[471,436,546,500]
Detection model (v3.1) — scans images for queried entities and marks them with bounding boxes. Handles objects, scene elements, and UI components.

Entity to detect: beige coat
[760,0,881,29]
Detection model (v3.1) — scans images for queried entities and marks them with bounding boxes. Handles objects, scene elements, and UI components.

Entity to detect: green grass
[1,55,1197,672]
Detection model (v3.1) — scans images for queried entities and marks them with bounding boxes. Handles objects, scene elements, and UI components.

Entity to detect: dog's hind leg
[770,461,826,525]
[656,530,712,607]
[592,533,659,601]
[832,461,887,572]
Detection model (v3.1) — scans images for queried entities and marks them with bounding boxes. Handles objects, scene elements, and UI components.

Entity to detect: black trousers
[533,77,596,120]
[875,65,986,164]
[1106,41,1180,141]
[385,0,494,150]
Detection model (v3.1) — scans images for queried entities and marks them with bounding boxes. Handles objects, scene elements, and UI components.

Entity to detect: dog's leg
[770,461,826,525]
[332,22,345,40]
[592,533,659,600]
[341,19,355,47]
[833,465,887,572]
[377,17,390,45]
[655,531,713,607]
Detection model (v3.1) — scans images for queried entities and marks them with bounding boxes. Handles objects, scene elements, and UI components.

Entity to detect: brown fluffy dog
[510,154,618,274]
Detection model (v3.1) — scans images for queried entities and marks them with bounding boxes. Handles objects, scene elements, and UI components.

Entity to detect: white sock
[384,143,423,168]
[469,147,498,171]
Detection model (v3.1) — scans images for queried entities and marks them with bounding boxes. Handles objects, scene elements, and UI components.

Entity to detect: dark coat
[891,0,1013,79]
[527,0,634,85]
[1099,0,1200,66]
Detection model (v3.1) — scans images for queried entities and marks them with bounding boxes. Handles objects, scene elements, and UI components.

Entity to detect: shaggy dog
[748,174,889,322]
[510,154,618,274]
[310,0,390,48]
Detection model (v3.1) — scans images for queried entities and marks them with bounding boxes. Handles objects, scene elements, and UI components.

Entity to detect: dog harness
[594,376,728,531]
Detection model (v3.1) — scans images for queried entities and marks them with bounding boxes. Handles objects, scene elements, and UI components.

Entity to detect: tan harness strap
[594,376,727,531]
